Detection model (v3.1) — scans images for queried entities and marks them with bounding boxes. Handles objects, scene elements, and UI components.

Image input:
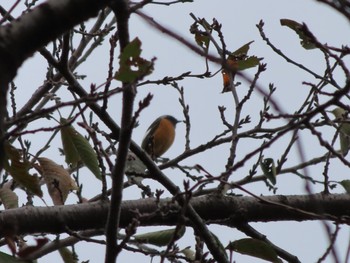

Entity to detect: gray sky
[3,0,350,262]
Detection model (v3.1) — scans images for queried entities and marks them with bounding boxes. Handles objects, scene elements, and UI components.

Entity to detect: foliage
[0,1,349,263]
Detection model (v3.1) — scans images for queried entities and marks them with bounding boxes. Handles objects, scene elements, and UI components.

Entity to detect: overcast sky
[2,0,350,262]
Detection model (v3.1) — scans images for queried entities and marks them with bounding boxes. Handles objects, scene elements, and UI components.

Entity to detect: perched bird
[330,107,350,156]
[141,115,180,159]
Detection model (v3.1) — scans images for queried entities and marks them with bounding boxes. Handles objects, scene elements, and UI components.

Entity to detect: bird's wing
[141,117,162,150]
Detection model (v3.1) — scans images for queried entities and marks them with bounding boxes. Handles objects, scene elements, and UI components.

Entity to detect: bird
[330,107,350,156]
[141,115,180,159]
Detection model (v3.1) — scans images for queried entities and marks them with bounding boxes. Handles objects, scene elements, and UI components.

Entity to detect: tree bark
[0,193,349,238]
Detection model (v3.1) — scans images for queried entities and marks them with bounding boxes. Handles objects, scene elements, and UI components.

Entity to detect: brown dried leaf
[17,238,49,258]
[38,158,78,205]
[5,237,17,256]
[0,188,18,209]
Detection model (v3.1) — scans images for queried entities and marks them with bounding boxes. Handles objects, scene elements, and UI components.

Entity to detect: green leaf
[280,19,316,49]
[195,32,210,49]
[60,118,101,180]
[231,41,254,56]
[180,247,195,260]
[236,56,261,71]
[4,143,42,197]
[227,238,282,263]
[59,247,78,263]
[340,180,350,193]
[115,37,154,83]
[331,107,347,120]
[71,131,101,180]
[0,188,18,209]
[134,227,185,247]
[0,251,35,263]
[192,19,211,50]
[60,121,81,167]
[339,132,350,156]
[330,108,350,156]
[226,41,261,72]
[260,158,277,185]
[211,231,229,259]
[120,37,142,63]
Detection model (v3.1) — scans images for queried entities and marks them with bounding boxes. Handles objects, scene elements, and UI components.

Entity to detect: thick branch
[0,193,349,238]
[0,0,108,75]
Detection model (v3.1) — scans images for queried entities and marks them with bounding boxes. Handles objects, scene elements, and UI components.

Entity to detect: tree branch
[105,0,133,262]
[0,0,110,183]
[1,193,349,239]
[0,0,108,75]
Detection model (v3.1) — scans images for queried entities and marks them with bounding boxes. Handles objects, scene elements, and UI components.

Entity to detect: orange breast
[151,118,176,157]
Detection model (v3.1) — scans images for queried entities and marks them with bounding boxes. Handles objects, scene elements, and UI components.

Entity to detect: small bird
[141,115,180,159]
[330,107,350,156]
